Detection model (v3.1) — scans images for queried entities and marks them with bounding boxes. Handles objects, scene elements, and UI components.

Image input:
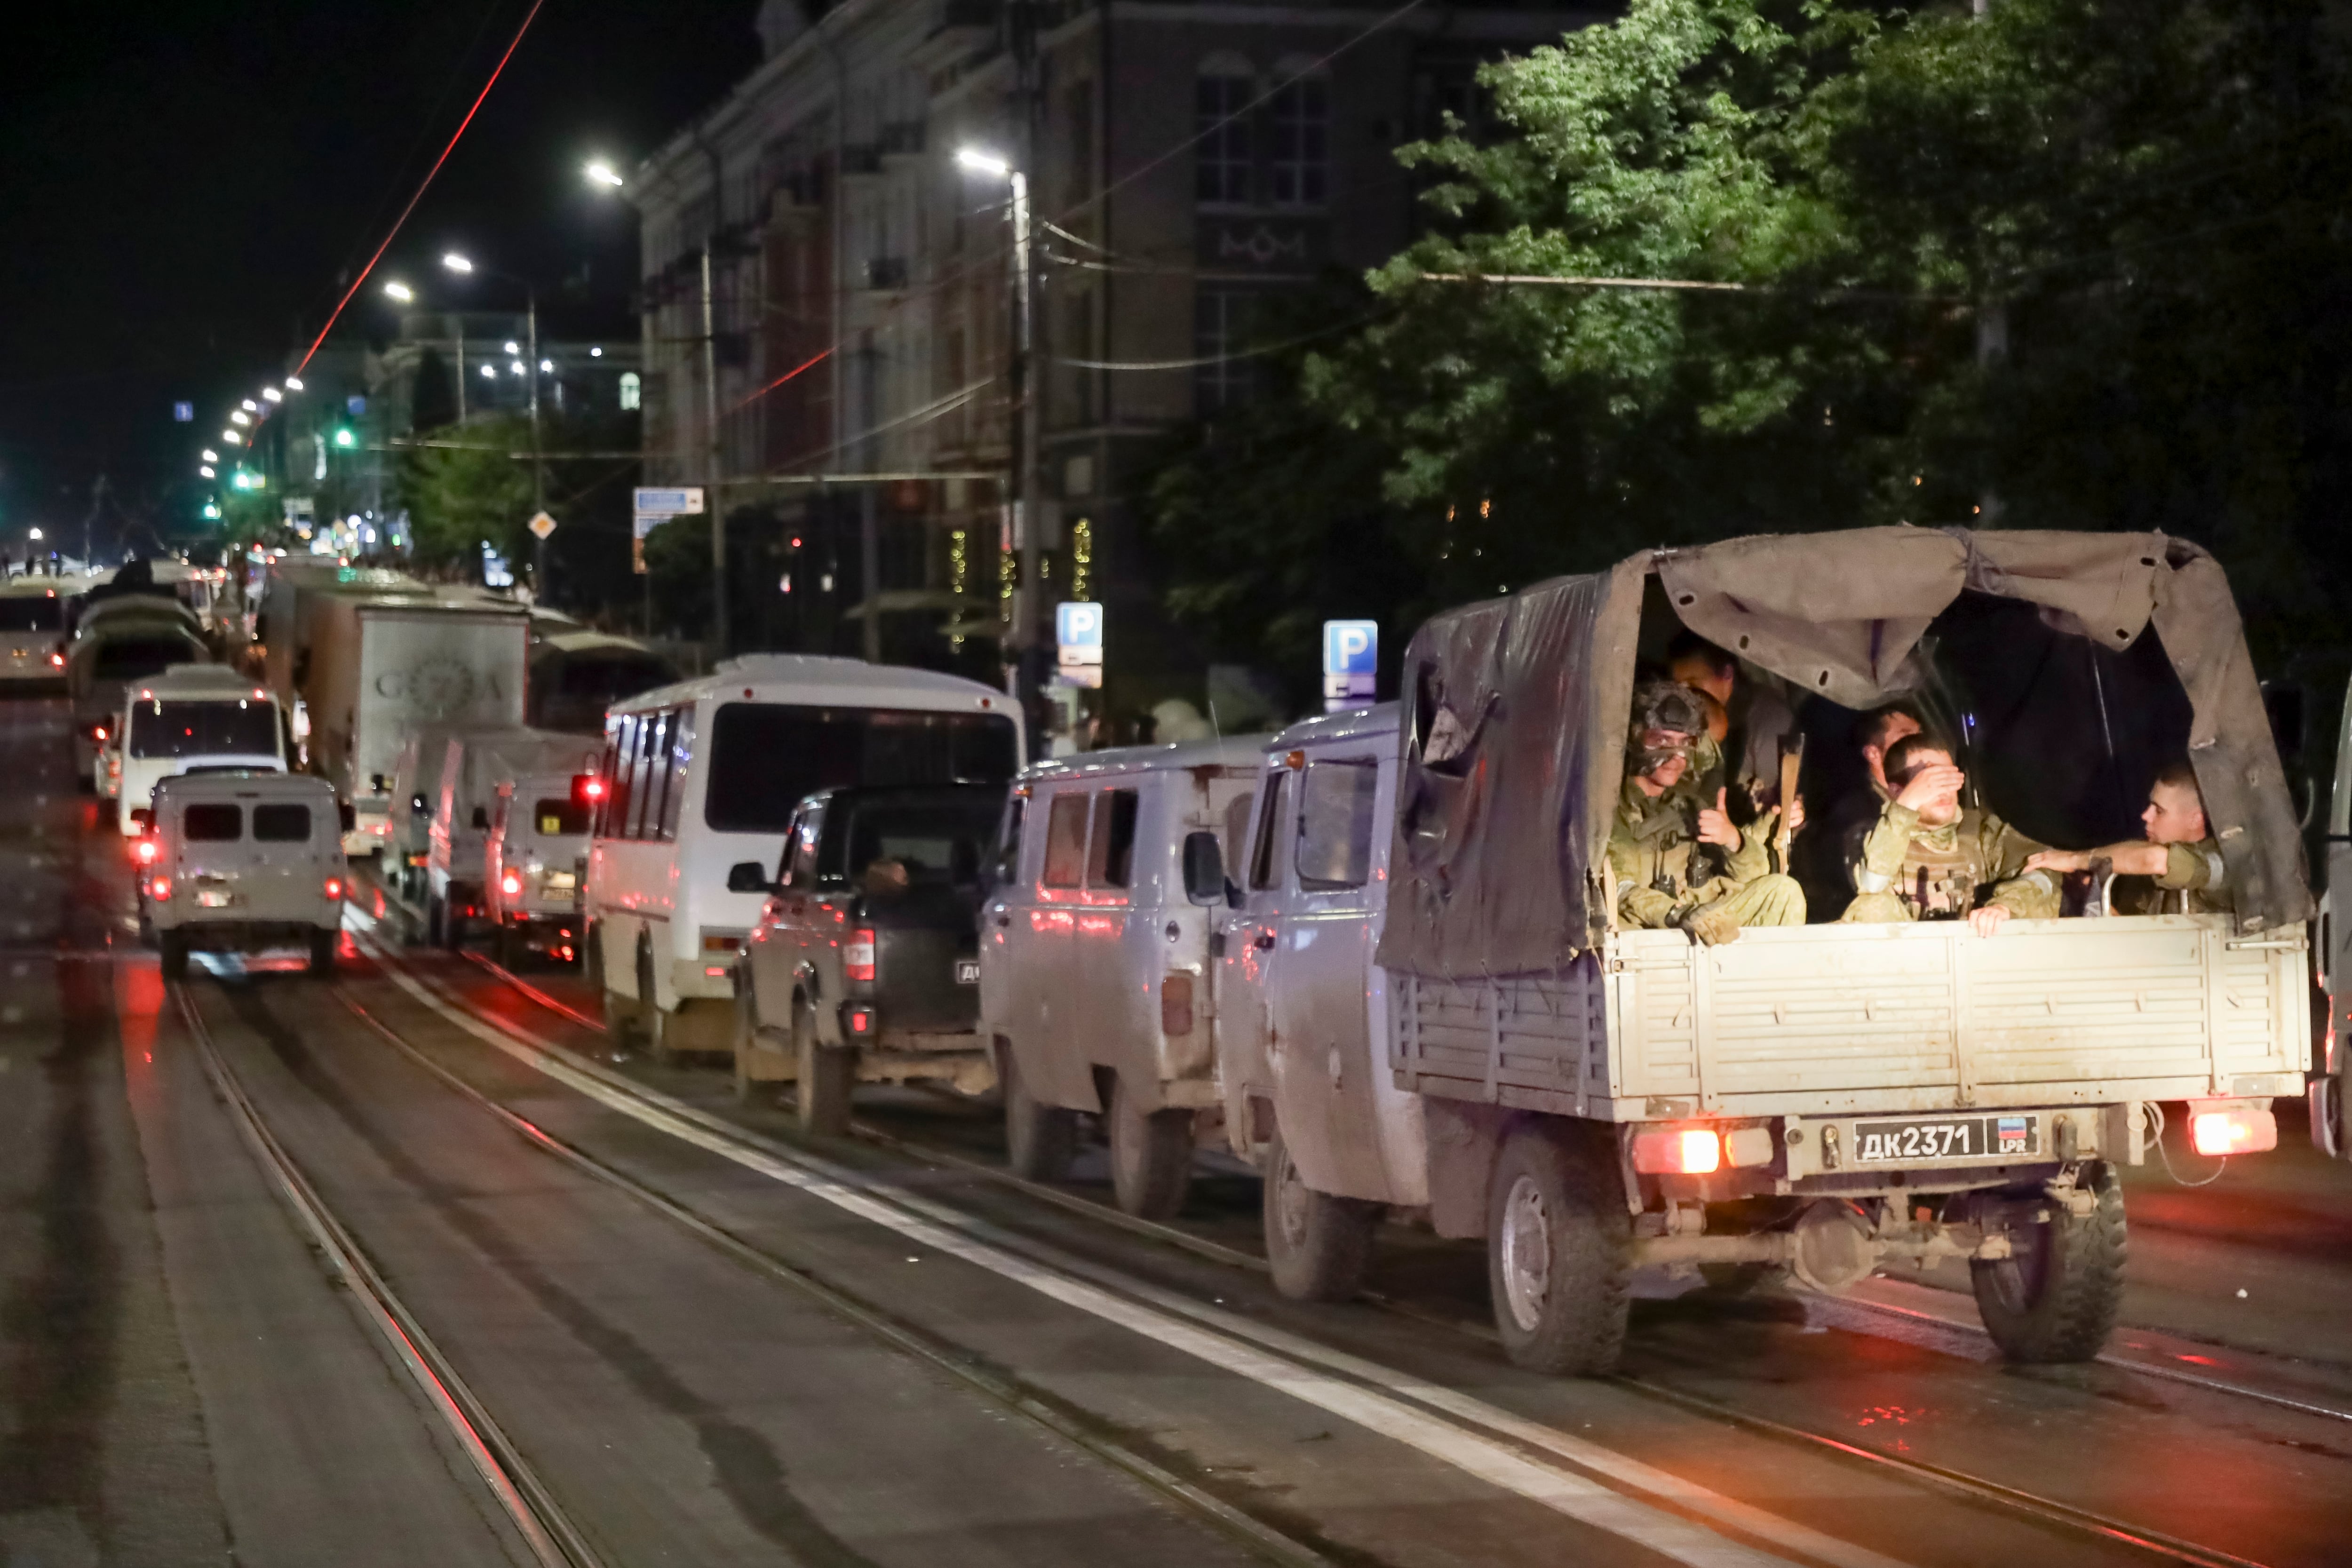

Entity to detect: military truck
[1344,527,2308,1374]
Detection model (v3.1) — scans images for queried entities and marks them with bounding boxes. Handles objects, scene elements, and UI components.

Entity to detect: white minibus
[585,654,1022,1057]
[116,666,289,836]
[0,581,69,685]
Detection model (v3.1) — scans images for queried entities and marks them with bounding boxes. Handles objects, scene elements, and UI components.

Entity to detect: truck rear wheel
[1972,1162,2126,1364]
[1106,1076,1192,1221]
[308,928,337,976]
[795,1001,853,1137]
[1263,1126,1378,1302]
[1486,1122,1632,1376]
[159,930,189,981]
[1000,1042,1077,1182]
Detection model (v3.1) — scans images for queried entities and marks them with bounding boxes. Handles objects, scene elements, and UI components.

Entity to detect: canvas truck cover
[1376,527,2309,980]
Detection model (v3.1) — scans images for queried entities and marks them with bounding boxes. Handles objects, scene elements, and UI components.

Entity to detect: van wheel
[795,1002,853,1137]
[1263,1125,1379,1302]
[1486,1122,1632,1376]
[159,930,189,981]
[1001,1043,1077,1182]
[1106,1076,1192,1221]
[308,928,337,976]
[1972,1162,2127,1364]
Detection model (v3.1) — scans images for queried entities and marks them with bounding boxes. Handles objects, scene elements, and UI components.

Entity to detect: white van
[483,771,592,967]
[145,770,348,979]
[0,581,69,685]
[426,729,599,947]
[983,737,1265,1217]
[116,666,288,836]
[1212,704,1425,1300]
[586,654,1022,1058]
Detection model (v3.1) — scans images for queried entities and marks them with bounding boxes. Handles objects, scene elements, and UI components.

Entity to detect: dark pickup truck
[728,783,1005,1132]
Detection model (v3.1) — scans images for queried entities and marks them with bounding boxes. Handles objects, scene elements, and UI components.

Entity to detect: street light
[956,144,1039,692]
[261,386,283,402]
[384,281,414,303]
[445,248,547,588]
[584,159,624,189]
[230,411,250,426]
[240,399,258,412]
[201,449,217,462]
[222,430,241,444]
[284,375,304,391]
[28,528,41,541]
[199,466,215,478]
[442,253,475,275]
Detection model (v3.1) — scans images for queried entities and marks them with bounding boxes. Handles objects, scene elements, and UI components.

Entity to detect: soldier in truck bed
[1609,682,1806,946]
[2022,760,2233,916]
[1840,733,2061,934]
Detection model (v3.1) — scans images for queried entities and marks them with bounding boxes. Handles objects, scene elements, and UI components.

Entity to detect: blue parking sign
[1322,620,1377,712]
[1056,601,1104,649]
[172,401,193,423]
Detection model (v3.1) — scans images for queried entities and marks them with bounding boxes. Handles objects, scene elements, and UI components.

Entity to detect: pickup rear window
[129,700,279,760]
[184,804,241,841]
[820,797,1003,888]
[702,703,1018,834]
[0,597,62,631]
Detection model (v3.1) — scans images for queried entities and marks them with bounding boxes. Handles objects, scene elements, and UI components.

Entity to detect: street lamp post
[955,148,1038,702]
[444,252,547,593]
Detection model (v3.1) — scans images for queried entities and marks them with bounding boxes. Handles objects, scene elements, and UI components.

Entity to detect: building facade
[633,0,1589,716]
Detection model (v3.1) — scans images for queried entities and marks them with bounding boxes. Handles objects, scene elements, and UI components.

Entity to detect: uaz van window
[702,704,1018,834]
[183,804,241,841]
[1297,760,1378,890]
[252,804,311,843]
[130,701,278,759]
[0,598,62,631]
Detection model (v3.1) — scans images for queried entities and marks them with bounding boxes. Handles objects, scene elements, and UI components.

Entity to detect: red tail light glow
[324,877,344,900]
[501,872,523,896]
[48,652,63,669]
[2190,1105,2277,1157]
[92,724,107,741]
[1630,1127,1724,1175]
[149,875,172,902]
[135,837,158,866]
[844,929,876,983]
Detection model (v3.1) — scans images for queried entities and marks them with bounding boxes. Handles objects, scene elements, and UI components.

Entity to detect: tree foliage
[1146,0,2352,673]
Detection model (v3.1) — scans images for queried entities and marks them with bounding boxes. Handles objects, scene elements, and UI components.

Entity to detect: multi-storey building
[633,0,1586,711]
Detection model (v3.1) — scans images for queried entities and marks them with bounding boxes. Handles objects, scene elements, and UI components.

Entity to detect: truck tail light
[48,652,63,669]
[1631,1127,1723,1175]
[845,929,875,982]
[92,724,107,742]
[134,837,158,866]
[842,1004,876,1037]
[324,877,344,900]
[149,875,172,903]
[501,872,523,896]
[2190,1105,2277,1157]
[1160,973,1195,1036]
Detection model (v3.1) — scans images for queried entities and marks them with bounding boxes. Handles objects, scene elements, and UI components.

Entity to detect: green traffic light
[334,427,357,449]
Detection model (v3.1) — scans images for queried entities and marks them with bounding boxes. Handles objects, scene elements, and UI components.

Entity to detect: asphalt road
[4,688,2349,1567]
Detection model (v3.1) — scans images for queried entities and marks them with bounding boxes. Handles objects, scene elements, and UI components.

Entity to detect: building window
[1269,75,1328,207]
[1194,288,1255,414]
[1196,64,1254,206]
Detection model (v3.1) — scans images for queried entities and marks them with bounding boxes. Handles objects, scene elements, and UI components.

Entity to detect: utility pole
[1008,0,1044,709]
[526,285,548,594]
[455,319,468,423]
[702,243,728,658]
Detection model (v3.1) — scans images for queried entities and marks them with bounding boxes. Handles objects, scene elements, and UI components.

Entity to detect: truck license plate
[1852,1114,2036,1164]
[954,959,980,985]
[196,891,236,909]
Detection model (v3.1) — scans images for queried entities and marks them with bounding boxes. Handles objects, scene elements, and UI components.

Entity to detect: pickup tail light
[1631,1127,1723,1175]
[149,875,173,903]
[2190,1104,2277,1157]
[844,929,876,983]
[1161,973,1196,1036]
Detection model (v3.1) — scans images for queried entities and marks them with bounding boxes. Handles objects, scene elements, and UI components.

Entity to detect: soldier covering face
[1840,736,2058,936]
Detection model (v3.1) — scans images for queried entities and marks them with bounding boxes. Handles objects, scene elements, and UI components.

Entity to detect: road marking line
[351,925,1909,1568]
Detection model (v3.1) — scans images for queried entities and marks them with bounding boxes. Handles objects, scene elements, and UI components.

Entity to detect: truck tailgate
[1392,915,2308,1119]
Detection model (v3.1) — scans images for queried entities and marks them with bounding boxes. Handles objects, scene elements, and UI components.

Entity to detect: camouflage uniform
[1609,776,1807,933]
[1840,800,2061,923]
[2113,839,2233,917]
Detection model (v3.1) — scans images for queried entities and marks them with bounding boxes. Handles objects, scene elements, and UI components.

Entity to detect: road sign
[172,402,193,423]
[632,513,669,540]
[1056,601,1104,650]
[1322,619,1377,713]
[633,486,704,517]
[528,511,558,541]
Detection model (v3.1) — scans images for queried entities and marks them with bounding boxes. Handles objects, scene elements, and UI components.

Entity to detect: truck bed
[1391,915,2309,1120]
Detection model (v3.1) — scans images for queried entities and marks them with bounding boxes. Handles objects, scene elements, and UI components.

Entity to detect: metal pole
[859,486,881,662]
[527,287,547,597]
[1009,169,1038,680]
[455,320,467,423]
[702,244,728,657]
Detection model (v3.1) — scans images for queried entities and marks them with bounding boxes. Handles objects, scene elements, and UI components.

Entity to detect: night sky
[0,1,758,550]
